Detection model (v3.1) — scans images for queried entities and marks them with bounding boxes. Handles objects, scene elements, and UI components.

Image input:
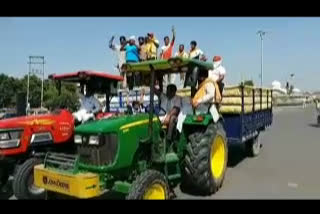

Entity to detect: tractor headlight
[0,133,9,141]
[0,129,23,149]
[74,135,82,144]
[89,136,99,145]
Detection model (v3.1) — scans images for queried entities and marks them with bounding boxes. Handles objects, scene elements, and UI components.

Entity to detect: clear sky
[1,17,319,91]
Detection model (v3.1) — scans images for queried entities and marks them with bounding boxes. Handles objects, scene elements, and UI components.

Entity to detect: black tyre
[0,167,9,190]
[127,170,170,200]
[245,135,261,157]
[181,122,228,195]
[317,115,320,125]
[12,158,45,200]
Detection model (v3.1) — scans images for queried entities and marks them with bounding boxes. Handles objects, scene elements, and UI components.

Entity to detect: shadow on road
[308,123,320,128]
[227,145,247,168]
[94,191,125,200]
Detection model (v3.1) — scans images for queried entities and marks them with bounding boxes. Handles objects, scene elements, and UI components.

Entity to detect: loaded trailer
[177,85,273,156]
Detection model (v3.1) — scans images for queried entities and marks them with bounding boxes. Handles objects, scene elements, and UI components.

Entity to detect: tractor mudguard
[183,114,224,127]
[183,114,213,127]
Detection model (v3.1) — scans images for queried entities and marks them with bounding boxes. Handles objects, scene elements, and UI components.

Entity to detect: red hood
[0,110,72,129]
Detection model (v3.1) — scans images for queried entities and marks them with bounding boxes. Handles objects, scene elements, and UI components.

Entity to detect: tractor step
[165,153,179,163]
[168,174,181,180]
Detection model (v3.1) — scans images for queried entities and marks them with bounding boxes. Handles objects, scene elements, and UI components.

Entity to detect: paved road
[4,106,320,200]
[176,106,320,199]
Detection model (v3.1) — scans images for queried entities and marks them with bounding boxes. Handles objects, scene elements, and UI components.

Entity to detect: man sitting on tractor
[73,85,102,124]
[155,84,182,140]
[126,88,146,115]
[192,69,222,122]
[209,56,226,94]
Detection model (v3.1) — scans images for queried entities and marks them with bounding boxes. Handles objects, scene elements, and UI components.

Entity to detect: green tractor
[34,58,228,199]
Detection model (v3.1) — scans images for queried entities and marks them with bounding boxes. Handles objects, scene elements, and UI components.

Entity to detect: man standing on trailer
[109,35,128,88]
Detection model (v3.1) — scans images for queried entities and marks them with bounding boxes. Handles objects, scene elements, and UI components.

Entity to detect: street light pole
[257,30,266,87]
[26,57,31,114]
[41,56,45,110]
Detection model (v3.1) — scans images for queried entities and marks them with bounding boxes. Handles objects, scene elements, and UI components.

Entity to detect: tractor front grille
[44,152,78,172]
[77,134,118,166]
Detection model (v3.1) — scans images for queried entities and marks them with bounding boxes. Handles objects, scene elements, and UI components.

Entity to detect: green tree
[243,80,254,86]
[0,73,79,112]
[0,74,22,108]
[44,82,79,112]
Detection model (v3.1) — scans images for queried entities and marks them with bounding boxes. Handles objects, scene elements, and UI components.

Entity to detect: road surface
[176,106,320,199]
[4,105,320,200]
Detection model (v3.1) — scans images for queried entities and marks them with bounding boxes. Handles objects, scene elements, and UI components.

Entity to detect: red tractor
[0,70,122,199]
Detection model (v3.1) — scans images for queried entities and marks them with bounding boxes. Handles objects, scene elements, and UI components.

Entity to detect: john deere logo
[43,176,70,191]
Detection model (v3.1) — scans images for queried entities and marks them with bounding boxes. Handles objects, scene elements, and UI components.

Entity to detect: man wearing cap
[208,56,226,93]
[146,33,159,60]
[124,36,140,63]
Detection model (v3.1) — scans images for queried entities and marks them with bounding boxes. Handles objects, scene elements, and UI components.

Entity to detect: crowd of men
[106,27,227,137]
[73,27,227,129]
[108,26,207,89]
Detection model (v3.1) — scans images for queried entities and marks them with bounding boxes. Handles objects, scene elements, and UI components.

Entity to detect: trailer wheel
[12,158,45,200]
[181,122,228,195]
[127,170,170,200]
[245,136,261,157]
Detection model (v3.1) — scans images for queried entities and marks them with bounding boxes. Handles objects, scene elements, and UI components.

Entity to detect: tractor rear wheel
[181,122,228,195]
[127,170,170,200]
[12,158,45,200]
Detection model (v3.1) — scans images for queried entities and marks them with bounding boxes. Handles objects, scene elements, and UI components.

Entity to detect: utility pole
[257,30,266,87]
[27,56,45,114]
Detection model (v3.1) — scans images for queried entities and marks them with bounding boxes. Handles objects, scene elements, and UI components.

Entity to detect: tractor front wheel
[0,167,9,190]
[12,158,45,200]
[181,122,228,195]
[127,170,170,200]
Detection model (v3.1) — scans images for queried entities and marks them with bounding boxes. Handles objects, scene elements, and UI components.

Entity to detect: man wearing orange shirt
[160,26,176,91]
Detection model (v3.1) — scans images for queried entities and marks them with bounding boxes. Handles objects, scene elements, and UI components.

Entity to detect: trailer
[177,84,273,156]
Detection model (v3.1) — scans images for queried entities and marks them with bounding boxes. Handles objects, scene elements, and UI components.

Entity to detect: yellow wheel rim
[143,183,166,200]
[210,135,226,179]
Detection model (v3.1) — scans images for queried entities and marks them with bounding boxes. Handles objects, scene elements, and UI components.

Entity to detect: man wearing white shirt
[155,84,182,140]
[208,56,226,94]
[73,86,102,124]
[109,35,128,88]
